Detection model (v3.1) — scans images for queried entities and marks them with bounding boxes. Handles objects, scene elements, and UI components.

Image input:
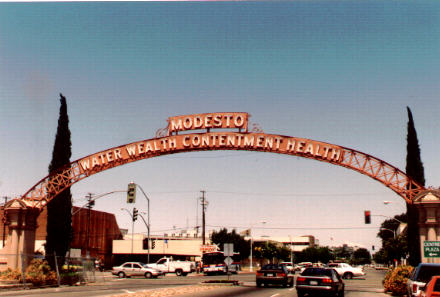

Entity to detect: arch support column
[414,190,440,264]
[2,199,39,271]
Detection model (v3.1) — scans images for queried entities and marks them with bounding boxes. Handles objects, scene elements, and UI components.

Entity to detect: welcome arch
[21,112,425,208]
[3,112,430,270]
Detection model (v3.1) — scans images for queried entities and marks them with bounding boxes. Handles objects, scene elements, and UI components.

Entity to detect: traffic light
[143,238,149,249]
[364,210,371,224]
[152,239,156,249]
[133,208,138,221]
[127,183,136,203]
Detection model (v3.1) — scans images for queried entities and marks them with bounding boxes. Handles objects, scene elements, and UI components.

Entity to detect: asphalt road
[0,267,389,297]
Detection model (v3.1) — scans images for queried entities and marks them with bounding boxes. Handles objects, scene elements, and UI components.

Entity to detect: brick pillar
[414,190,440,264]
[2,199,39,271]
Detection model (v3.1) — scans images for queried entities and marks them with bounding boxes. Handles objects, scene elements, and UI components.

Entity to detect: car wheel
[256,281,262,287]
[289,279,294,287]
[343,272,353,279]
[338,289,345,297]
[118,272,125,278]
[175,269,183,276]
[297,290,305,297]
[144,272,152,279]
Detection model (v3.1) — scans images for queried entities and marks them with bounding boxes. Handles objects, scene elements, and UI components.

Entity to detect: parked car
[112,262,164,278]
[280,262,295,273]
[421,275,440,297]
[256,263,294,288]
[408,263,440,297]
[296,267,345,297]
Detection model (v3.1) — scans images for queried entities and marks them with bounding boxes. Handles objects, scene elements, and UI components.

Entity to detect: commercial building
[112,229,204,265]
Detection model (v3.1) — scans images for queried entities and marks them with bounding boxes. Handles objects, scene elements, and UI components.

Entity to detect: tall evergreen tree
[405,106,425,266]
[45,94,72,269]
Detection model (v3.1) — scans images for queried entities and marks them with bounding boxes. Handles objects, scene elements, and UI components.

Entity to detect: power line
[207,190,390,197]
[206,224,380,230]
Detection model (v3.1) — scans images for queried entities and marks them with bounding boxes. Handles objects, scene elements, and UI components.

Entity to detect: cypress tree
[405,106,425,266]
[45,93,72,269]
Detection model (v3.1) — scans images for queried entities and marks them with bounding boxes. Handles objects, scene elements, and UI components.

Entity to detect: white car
[112,262,164,278]
[327,262,366,279]
[279,262,295,273]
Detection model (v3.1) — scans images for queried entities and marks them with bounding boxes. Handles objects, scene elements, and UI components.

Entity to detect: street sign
[200,244,217,252]
[224,243,234,257]
[424,241,440,258]
[224,256,233,267]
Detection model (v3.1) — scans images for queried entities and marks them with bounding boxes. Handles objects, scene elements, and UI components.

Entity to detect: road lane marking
[270,294,280,297]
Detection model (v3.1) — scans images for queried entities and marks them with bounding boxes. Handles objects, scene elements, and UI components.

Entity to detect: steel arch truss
[19,132,425,209]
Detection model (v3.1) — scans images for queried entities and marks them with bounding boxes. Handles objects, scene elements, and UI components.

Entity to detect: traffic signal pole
[134,184,151,264]
[86,193,94,258]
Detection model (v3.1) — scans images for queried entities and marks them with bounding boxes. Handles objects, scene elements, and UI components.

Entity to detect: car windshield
[417,266,440,282]
[302,268,333,277]
[262,264,284,270]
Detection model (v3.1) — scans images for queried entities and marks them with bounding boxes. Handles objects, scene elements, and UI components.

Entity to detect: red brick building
[1,206,122,267]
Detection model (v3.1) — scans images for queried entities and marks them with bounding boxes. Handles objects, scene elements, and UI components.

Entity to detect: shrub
[0,268,22,281]
[24,259,57,286]
[60,271,82,285]
[383,265,413,296]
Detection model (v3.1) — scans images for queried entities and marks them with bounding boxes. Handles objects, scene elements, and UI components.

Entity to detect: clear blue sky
[1,1,439,252]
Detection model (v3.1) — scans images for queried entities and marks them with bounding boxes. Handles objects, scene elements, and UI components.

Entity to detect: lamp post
[380,227,397,239]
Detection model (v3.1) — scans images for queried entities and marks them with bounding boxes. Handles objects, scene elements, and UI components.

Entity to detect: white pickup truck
[327,263,366,279]
[147,257,195,276]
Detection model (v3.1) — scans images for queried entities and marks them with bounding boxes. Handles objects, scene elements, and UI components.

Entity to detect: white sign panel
[224,243,234,256]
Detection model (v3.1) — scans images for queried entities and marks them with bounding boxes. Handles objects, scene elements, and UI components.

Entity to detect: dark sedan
[256,264,294,288]
[296,267,345,297]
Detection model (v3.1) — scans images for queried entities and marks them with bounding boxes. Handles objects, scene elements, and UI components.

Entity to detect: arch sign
[20,112,425,209]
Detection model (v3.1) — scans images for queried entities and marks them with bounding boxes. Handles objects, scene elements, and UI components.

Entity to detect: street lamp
[380,227,396,239]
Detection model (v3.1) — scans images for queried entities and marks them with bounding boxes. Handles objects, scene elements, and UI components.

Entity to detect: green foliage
[296,246,334,264]
[375,214,408,265]
[383,265,413,296]
[406,106,424,266]
[251,241,293,264]
[377,214,407,244]
[24,259,57,286]
[46,94,73,270]
[332,245,352,261]
[351,248,371,265]
[210,228,250,260]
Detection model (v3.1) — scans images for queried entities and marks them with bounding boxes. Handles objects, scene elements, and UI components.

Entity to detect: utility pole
[200,191,207,245]
[86,193,94,258]
[2,196,8,248]
[195,197,199,236]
